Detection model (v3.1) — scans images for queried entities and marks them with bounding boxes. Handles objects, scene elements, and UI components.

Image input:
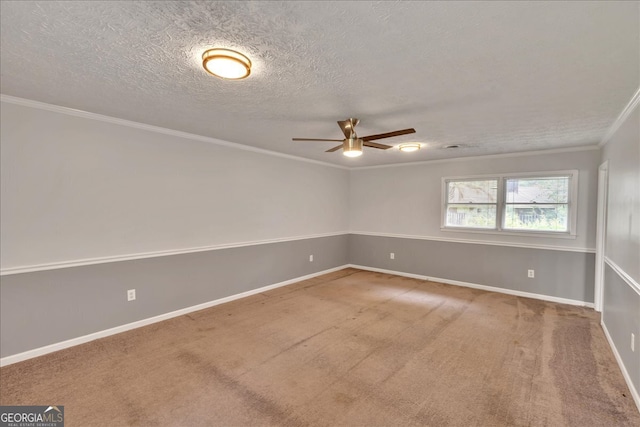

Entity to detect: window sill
[440,227,577,240]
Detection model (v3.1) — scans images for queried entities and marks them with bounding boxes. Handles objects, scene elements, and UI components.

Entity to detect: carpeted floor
[1,268,638,426]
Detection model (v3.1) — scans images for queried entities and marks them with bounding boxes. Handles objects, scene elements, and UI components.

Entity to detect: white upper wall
[349,149,600,250]
[0,96,605,271]
[0,100,349,269]
[601,100,639,282]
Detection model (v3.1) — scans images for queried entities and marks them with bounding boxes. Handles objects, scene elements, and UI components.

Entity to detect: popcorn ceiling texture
[1,1,638,167]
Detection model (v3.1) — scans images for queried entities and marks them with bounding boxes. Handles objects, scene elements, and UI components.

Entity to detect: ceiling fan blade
[292,138,343,142]
[363,141,393,150]
[325,144,344,152]
[362,128,416,141]
[337,118,359,139]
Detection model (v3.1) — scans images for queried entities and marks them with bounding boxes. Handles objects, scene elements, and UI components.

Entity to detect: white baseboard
[601,320,640,412]
[0,264,596,367]
[348,264,595,308]
[0,265,349,367]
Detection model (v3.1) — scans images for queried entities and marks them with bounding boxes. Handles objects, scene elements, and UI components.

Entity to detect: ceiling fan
[292,118,416,157]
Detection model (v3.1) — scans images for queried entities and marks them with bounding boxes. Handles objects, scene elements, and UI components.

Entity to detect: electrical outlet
[309,254,313,262]
[632,333,635,352]
[527,270,535,278]
[390,253,395,260]
[127,289,136,301]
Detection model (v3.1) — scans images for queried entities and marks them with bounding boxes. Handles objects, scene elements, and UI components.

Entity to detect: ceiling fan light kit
[293,118,416,158]
[343,138,363,157]
[399,143,421,152]
[202,48,251,80]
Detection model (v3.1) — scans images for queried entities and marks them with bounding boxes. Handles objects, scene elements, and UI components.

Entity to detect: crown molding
[2,94,607,172]
[599,87,640,148]
[0,94,349,170]
[350,145,600,171]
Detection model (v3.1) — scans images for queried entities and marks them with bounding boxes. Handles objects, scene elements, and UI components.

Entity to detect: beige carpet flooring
[1,268,638,426]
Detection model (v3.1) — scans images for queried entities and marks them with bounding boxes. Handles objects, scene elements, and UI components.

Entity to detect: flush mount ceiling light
[202,48,251,80]
[399,143,421,152]
[343,137,363,157]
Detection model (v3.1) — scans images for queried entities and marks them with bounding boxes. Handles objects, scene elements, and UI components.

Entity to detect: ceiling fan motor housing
[344,137,363,151]
[342,137,364,157]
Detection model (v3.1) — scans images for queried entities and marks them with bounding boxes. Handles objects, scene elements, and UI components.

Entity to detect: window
[442,171,577,237]
[445,179,498,229]
[503,176,569,232]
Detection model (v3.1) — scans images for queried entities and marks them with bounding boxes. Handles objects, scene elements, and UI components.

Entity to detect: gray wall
[347,148,599,309]
[0,99,351,359]
[349,234,594,303]
[603,264,640,392]
[0,235,348,358]
[349,149,600,251]
[600,99,640,394]
[0,100,349,270]
[0,96,624,371]
[602,104,640,282]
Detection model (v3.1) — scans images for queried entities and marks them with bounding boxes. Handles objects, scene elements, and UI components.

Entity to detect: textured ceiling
[1,1,638,167]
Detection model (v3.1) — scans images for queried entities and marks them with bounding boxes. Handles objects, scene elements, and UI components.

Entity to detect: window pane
[447,180,498,203]
[446,205,497,229]
[503,204,568,232]
[505,177,569,204]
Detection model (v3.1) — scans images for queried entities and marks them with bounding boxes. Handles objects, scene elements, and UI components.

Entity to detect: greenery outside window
[445,179,498,229]
[442,171,577,237]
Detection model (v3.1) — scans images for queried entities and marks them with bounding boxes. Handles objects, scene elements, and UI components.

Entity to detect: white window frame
[441,170,578,239]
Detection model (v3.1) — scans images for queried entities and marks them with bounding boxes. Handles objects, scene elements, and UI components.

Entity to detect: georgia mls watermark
[0,406,64,427]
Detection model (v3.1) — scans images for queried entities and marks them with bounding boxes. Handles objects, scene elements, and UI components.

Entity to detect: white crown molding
[2,94,605,172]
[599,87,640,148]
[0,94,348,170]
[350,231,595,253]
[349,264,594,308]
[351,145,601,171]
[600,320,640,412]
[604,257,640,296]
[0,265,350,367]
[0,232,349,276]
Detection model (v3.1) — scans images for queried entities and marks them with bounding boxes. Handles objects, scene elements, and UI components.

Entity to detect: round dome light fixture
[343,150,363,158]
[399,143,421,152]
[202,48,251,80]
